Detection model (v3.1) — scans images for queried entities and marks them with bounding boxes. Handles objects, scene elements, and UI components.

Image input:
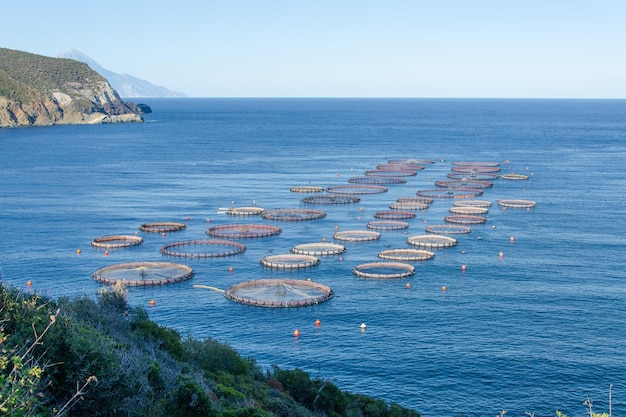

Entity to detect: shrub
[130,310,185,361]
[164,375,217,417]
[184,338,252,376]
[270,366,316,407]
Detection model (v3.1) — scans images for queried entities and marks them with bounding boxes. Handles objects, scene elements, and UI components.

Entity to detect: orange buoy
[360,207,363,211]
[510,236,515,243]
[293,329,300,337]
[27,280,32,287]
[461,264,467,272]
[228,267,234,273]
[105,251,109,256]
[441,285,447,292]
[339,257,343,261]
[149,299,155,306]
[405,283,411,289]
[185,216,190,221]
[76,249,81,254]
[315,319,321,327]
[335,225,339,230]
[499,251,504,258]
[161,232,166,237]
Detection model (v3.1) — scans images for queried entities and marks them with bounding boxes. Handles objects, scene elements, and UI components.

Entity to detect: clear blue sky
[2,1,625,98]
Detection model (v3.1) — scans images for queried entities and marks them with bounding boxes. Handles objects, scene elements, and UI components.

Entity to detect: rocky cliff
[0,47,144,128]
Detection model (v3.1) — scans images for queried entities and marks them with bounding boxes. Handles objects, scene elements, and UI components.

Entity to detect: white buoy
[360,323,367,330]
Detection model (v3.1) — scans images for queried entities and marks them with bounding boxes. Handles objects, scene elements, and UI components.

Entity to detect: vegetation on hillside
[0,47,103,102]
[1,282,422,417]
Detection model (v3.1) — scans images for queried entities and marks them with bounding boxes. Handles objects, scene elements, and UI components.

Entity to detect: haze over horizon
[2,1,625,99]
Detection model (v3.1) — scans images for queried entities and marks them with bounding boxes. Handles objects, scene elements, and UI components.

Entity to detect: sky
[2,1,625,98]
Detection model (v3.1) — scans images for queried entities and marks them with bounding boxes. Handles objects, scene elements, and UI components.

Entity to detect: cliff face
[0,47,144,128]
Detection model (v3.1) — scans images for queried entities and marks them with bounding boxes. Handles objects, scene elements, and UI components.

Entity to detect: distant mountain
[0,47,144,128]
[58,49,187,98]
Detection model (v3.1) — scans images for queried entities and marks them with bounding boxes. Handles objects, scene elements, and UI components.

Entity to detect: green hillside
[0,47,103,102]
[0,283,421,417]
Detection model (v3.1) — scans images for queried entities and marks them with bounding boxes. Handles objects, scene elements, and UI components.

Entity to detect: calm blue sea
[1,98,625,417]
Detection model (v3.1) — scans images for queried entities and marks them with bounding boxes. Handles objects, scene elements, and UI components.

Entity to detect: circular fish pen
[225,279,334,308]
[139,222,187,233]
[451,166,501,174]
[498,199,537,209]
[378,248,435,262]
[207,224,282,239]
[425,224,472,235]
[365,169,416,177]
[397,196,434,204]
[389,201,429,211]
[333,230,381,242]
[301,195,360,204]
[435,179,493,189]
[449,206,489,215]
[453,199,492,208]
[93,261,194,286]
[374,210,416,220]
[451,161,501,167]
[376,163,425,171]
[161,239,246,258]
[326,184,388,195]
[417,188,484,199]
[348,176,407,185]
[500,173,529,180]
[291,242,346,256]
[226,206,265,216]
[91,235,143,249]
[407,234,458,248]
[366,220,410,230]
[388,158,435,165]
[260,254,320,269]
[290,186,324,193]
[447,172,499,180]
[353,261,416,279]
[444,214,487,225]
[262,208,327,221]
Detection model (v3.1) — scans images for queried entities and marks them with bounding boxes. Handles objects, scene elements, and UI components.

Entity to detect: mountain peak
[58,49,187,98]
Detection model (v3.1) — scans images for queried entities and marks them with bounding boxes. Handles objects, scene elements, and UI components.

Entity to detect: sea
[1,98,625,417]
